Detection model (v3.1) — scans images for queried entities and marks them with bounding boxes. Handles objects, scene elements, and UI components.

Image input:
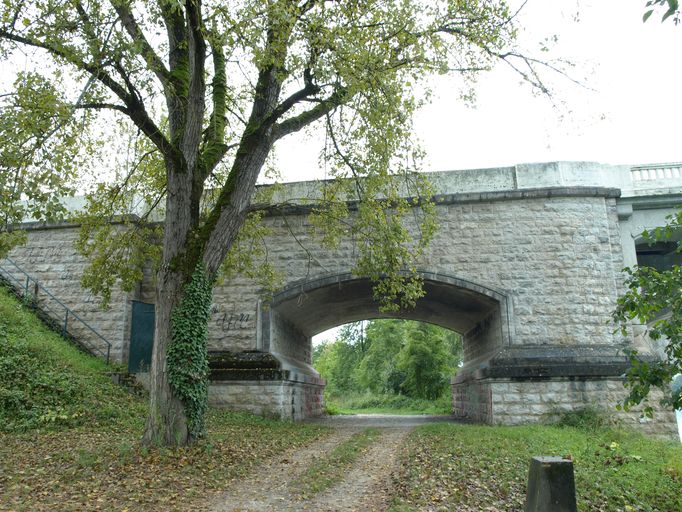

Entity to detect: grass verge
[293,428,381,497]
[0,285,146,432]
[325,392,452,415]
[389,423,682,512]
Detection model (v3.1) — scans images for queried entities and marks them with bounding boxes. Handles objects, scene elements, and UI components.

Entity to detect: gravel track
[209,415,458,512]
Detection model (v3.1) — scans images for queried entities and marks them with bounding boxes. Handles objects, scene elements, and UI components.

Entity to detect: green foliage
[355,321,405,394]
[613,210,682,412]
[643,0,680,24]
[0,72,87,257]
[0,286,145,432]
[396,322,457,399]
[314,340,363,395]
[168,264,213,440]
[73,128,165,307]
[314,319,462,406]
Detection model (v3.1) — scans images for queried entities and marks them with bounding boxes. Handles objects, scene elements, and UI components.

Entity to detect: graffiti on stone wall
[214,311,251,331]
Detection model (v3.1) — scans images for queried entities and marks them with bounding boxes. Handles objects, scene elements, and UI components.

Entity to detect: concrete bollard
[525,456,577,512]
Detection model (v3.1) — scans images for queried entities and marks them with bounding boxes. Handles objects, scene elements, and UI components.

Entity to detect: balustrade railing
[631,163,682,182]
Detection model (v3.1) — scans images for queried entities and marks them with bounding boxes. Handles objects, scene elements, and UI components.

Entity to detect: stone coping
[259,186,621,217]
[449,344,659,383]
[209,370,325,386]
[12,186,622,231]
[207,350,325,386]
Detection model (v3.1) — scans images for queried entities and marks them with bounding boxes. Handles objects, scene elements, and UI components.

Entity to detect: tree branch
[262,68,321,129]
[159,0,189,100]
[0,29,128,101]
[199,37,228,178]
[73,102,129,113]
[271,85,349,141]
[184,0,207,178]
[110,0,172,89]
[0,28,174,160]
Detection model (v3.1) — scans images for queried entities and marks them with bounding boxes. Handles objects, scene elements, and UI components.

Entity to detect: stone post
[525,456,577,512]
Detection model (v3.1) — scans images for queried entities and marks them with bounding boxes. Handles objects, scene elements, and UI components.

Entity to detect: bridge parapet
[267,161,682,205]
[631,163,682,183]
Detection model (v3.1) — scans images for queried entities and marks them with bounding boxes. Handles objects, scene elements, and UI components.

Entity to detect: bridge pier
[451,350,679,437]
[206,351,325,420]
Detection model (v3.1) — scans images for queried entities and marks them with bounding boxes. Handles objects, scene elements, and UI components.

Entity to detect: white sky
[310,0,682,345]
[276,0,682,183]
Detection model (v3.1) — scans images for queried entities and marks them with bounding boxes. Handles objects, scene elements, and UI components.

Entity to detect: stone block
[525,456,577,512]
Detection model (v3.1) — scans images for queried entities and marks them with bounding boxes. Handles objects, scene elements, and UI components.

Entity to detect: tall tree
[396,322,457,399]
[355,319,407,394]
[0,0,552,446]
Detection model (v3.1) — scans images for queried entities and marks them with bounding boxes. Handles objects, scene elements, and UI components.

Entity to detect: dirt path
[209,415,455,512]
[297,427,408,512]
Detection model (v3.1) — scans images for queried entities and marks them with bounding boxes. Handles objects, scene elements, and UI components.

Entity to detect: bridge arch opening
[312,318,464,412]
[258,272,512,410]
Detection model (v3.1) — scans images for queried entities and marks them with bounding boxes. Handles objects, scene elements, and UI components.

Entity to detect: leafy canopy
[0,0,551,311]
[314,319,462,400]
[613,210,682,413]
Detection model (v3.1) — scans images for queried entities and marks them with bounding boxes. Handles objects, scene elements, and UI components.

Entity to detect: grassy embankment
[0,285,328,511]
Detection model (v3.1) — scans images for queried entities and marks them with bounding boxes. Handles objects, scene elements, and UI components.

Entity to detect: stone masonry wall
[269,310,312,364]
[421,195,625,350]
[246,193,626,354]
[8,191,627,367]
[208,379,324,420]
[6,226,132,363]
[488,378,678,440]
[462,310,502,366]
[452,379,492,423]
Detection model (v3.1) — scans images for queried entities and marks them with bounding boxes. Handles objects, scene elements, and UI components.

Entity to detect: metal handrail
[0,257,111,364]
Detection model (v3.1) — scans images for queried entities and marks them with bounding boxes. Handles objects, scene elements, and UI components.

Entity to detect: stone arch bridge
[4,161,681,437]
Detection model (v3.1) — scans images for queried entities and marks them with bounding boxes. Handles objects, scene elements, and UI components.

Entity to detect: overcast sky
[276,0,682,183]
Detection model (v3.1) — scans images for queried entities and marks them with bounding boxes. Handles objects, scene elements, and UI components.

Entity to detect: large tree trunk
[142,157,197,446]
[142,265,189,446]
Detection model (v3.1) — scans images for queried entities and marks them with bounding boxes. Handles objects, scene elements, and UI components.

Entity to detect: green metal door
[128,301,155,373]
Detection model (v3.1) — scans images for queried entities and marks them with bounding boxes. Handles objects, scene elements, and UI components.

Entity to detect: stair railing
[0,257,111,364]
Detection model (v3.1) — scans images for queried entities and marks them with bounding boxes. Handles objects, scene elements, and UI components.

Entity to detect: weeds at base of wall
[548,406,616,431]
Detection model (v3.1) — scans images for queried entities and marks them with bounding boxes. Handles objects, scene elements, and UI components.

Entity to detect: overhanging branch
[111,1,172,89]
[271,85,349,141]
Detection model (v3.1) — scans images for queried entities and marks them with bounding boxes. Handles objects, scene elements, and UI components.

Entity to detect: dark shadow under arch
[260,272,513,369]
